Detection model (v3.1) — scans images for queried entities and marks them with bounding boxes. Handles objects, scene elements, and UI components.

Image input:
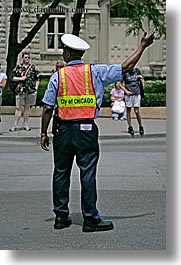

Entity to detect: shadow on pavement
[45,211,155,226]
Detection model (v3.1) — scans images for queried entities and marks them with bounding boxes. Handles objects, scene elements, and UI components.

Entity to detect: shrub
[2,76,50,106]
[141,93,166,107]
[2,89,15,106]
[2,77,166,107]
[36,76,49,106]
[143,80,166,94]
[101,85,114,107]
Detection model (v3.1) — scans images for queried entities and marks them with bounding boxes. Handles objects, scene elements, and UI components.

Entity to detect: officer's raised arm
[122,30,155,74]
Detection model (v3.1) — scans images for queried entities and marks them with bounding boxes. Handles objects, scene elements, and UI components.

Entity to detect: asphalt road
[0,136,166,251]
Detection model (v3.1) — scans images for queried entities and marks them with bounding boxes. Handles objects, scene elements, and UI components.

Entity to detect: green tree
[109,0,166,37]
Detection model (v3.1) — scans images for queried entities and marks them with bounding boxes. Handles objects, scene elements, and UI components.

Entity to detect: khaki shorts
[16,92,37,106]
[125,95,141,108]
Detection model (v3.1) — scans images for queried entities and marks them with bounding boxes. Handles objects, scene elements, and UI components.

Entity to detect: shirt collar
[66,60,84,66]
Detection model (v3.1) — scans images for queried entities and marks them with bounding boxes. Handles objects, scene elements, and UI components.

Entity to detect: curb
[0,133,166,143]
[100,107,166,119]
[1,106,166,119]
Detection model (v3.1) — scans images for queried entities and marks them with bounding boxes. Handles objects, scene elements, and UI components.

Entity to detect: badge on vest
[80,124,92,131]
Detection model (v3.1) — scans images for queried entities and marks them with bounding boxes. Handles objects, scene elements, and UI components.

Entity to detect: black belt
[60,119,95,124]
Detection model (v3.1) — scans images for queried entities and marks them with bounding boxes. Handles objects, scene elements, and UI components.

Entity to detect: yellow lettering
[57,95,96,108]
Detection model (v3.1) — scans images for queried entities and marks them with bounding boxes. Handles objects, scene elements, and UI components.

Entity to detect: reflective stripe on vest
[57,64,96,120]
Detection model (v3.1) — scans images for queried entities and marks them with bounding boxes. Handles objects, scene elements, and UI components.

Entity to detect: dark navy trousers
[52,121,101,222]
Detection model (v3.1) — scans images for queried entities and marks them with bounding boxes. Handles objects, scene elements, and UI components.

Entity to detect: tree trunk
[6,0,22,90]
[72,0,87,36]
[6,49,20,92]
[19,0,61,51]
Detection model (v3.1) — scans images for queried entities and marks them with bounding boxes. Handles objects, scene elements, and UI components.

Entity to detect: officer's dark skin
[40,30,155,151]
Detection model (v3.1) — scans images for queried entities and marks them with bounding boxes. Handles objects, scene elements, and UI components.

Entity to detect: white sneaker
[23,124,31,131]
[9,125,19,132]
[113,117,118,121]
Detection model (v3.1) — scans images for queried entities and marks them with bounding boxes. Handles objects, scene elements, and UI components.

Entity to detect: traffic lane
[72,137,166,191]
[0,140,42,153]
[99,137,166,153]
[0,136,166,153]
[0,137,166,192]
[97,140,166,191]
[0,190,165,250]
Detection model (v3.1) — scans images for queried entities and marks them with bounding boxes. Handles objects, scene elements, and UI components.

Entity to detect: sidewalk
[0,114,166,141]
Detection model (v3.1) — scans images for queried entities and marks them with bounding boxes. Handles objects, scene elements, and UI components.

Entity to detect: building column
[99,4,109,63]
[82,1,100,63]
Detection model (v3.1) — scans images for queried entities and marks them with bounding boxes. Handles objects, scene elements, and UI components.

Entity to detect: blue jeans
[112,109,127,119]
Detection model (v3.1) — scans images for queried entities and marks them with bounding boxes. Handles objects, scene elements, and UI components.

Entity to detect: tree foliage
[110,0,166,38]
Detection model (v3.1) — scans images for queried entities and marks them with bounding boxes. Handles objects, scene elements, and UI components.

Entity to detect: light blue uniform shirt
[42,60,122,118]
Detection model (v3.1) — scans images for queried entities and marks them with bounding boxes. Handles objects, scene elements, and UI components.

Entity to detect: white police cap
[61,34,90,51]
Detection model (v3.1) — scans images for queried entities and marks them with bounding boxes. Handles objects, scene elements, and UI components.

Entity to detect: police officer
[40,31,155,232]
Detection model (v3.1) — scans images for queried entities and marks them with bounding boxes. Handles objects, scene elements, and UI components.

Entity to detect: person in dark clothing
[121,67,144,136]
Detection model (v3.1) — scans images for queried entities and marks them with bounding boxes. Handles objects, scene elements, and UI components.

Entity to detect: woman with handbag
[110,82,127,121]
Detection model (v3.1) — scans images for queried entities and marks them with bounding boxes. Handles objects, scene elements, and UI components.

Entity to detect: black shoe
[54,215,72,230]
[128,126,134,136]
[139,126,144,136]
[82,219,114,232]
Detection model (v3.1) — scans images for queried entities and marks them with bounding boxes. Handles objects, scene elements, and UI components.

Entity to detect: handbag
[140,79,144,98]
[135,68,144,99]
[111,100,125,114]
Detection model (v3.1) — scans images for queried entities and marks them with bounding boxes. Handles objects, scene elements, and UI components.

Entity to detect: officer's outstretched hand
[141,30,155,48]
[41,135,49,151]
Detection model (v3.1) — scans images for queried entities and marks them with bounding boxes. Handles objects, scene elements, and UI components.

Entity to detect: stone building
[0,0,166,77]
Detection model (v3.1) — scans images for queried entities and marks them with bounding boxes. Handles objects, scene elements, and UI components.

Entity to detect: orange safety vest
[57,64,96,120]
